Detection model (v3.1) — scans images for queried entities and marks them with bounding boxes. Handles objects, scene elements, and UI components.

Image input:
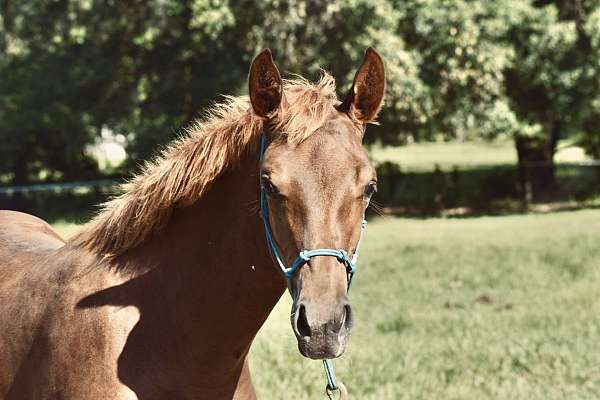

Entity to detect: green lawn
[53,210,600,399]
[52,220,84,239]
[370,140,588,171]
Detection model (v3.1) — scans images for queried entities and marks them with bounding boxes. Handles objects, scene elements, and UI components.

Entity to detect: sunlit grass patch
[370,140,589,171]
[53,221,82,239]
[250,210,600,399]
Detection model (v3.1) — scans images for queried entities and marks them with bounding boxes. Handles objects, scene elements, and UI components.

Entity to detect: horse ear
[248,49,283,118]
[337,47,386,123]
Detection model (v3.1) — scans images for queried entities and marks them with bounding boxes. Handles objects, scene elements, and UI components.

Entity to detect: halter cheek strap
[258,132,369,395]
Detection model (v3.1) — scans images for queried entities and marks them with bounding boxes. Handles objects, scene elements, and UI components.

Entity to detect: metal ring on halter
[326,381,348,400]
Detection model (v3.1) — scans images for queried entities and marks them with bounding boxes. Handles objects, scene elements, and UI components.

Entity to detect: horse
[0,48,385,399]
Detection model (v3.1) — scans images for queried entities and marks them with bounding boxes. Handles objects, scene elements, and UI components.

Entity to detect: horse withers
[0,48,385,399]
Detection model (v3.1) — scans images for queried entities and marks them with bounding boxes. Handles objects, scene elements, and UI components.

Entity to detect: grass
[52,220,85,239]
[52,210,600,399]
[249,210,600,399]
[370,140,589,171]
[370,141,518,171]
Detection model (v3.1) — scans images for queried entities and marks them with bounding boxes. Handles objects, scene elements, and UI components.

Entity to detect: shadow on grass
[375,161,600,219]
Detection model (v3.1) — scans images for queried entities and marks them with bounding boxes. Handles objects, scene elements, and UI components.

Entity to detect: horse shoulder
[1,246,142,399]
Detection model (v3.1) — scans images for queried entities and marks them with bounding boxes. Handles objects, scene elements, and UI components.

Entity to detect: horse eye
[261,176,278,195]
[363,180,377,200]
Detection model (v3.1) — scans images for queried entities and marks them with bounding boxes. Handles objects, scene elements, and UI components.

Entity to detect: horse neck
[112,151,286,377]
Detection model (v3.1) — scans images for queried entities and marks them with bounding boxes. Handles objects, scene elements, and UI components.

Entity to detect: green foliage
[579,6,600,157]
[0,0,147,181]
[1,0,599,183]
[394,0,517,141]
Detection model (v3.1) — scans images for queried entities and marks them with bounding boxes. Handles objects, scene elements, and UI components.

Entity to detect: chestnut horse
[0,48,385,399]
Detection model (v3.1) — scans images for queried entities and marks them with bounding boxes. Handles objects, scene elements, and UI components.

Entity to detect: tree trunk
[12,153,28,185]
[515,124,559,205]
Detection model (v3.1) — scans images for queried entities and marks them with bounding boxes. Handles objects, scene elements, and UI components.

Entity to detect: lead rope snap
[326,381,348,400]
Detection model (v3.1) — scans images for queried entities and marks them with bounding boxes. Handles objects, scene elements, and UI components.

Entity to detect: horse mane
[71,73,339,257]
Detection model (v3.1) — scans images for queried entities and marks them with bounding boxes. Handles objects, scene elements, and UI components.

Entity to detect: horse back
[0,210,65,254]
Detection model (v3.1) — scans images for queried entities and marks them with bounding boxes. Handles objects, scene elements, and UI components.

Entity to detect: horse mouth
[295,331,349,360]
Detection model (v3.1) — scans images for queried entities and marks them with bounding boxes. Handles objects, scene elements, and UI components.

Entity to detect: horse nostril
[296,304,311,338]
[343,304,353,331]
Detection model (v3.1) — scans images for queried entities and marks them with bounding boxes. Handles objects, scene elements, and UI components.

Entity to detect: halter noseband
[258,133,367,289]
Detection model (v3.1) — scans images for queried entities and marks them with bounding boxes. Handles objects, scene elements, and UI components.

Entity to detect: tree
[391,0,518,143]
[0,0,150,182]
[577,2,600,159]
[1,0,599,186]
[231,0,429,145]
[390,0,598,188]
[120,0,249,162]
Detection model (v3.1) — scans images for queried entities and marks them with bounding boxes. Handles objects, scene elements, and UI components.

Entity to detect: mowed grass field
[370,140,588,171]
[53,209,600,399]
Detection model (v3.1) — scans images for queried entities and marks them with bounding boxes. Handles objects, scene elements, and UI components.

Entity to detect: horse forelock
[70,72,339,257]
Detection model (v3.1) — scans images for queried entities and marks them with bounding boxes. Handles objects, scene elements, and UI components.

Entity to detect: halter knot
[299,250,311,262]
[336,249,348,262]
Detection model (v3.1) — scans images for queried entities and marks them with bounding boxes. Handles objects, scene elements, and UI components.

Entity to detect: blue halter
[258,133,367,289]
[258,132,369,395]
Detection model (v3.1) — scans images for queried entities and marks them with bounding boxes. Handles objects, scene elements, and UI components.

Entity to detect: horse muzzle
[291,298,353,360]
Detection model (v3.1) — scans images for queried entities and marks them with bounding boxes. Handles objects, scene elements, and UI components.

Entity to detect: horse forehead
[298,126,368,180]
[266,116,370,183]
